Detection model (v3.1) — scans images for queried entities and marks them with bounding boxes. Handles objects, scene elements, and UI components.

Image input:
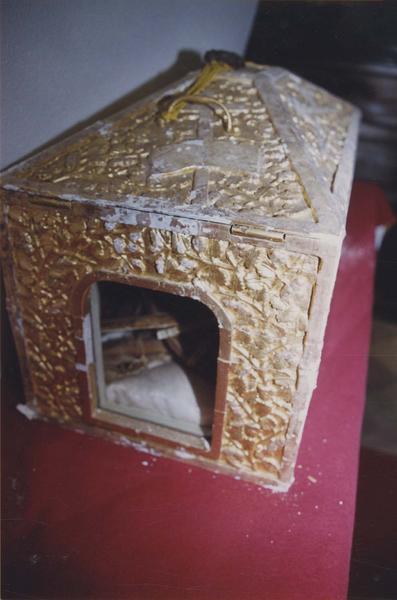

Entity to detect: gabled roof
[1,64,360,237]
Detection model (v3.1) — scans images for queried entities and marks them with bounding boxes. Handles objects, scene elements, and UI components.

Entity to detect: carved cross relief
[148,105,262,206]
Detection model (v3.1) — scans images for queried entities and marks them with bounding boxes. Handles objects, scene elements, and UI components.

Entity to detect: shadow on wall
[3,49,202,172]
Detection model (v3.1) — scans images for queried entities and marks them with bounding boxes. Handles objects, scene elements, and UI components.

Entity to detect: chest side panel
[4,195,319,483]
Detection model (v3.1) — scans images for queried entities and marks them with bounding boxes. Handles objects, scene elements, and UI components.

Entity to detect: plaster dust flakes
[154,256,166,274]
[113,237,125,254]
[16,404,37,420]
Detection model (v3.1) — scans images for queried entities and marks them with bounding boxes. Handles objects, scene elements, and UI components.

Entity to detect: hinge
[230,224,285,242]
[28,196,72,210]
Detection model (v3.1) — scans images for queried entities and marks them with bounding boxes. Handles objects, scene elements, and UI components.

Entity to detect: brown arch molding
[71,270,232,460]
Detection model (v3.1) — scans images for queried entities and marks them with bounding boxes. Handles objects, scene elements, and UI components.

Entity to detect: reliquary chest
[0,53,359,490]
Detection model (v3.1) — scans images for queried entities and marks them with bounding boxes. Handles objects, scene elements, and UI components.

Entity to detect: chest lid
[1,51,360,237]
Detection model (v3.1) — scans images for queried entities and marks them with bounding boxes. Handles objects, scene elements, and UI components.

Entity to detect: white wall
[0,0,258,169]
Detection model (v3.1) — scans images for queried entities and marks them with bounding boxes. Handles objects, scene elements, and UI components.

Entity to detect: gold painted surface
[272,71,352,188]
[8,67,351,223]
[5,196,318,478]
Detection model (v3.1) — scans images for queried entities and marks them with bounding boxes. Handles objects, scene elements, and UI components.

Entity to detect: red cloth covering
[2,182,393,600]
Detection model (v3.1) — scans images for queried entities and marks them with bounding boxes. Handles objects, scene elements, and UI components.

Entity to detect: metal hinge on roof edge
[230,224,285,242]
[28,196,72,210]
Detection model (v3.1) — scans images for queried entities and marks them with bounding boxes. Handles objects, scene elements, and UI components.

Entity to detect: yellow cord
[165,95,232,132]
[160,60,232,129]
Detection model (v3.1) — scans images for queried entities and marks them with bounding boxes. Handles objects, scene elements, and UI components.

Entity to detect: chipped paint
[17,404,37,420]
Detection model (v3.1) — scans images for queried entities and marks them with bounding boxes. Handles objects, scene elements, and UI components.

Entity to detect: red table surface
[2,182,394,600]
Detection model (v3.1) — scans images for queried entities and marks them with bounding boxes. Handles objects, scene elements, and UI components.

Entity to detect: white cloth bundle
[105,360,214,436]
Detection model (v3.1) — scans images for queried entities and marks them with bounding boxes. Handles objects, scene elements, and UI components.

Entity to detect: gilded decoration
[5,198,318,478]
[270,70,352,188]
[9,66,352,226]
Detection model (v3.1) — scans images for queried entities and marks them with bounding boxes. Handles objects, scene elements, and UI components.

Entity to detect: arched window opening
[90,281,219,442]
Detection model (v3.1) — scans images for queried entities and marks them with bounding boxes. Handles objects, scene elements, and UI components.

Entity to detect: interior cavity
[90,281,219,439]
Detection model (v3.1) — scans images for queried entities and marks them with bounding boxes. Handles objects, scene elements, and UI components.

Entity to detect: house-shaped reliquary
[1,53,360,490]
